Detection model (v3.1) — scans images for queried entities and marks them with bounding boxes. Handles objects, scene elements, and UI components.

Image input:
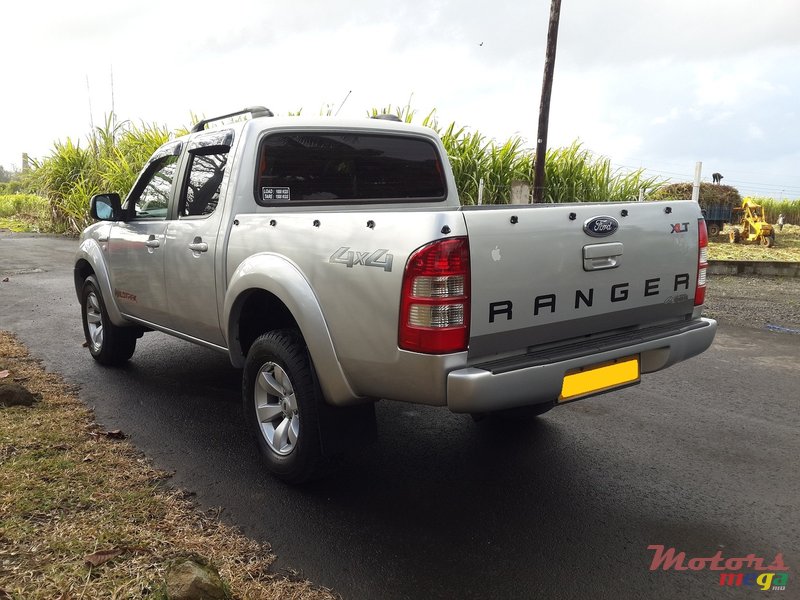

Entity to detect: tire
[80,276,137,366]
[729,228,741,244]
[243,329,328,484]
[762,234,774,248]
[707,223,720,237]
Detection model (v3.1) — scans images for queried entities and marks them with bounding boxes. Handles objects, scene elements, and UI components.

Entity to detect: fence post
[691,161,702,203]
[511,181,532,204]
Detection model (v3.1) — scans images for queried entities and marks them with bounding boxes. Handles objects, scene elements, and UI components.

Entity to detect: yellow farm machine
[728,199,775,247]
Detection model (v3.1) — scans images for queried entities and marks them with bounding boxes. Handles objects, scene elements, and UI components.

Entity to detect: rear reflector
[399,237,470,354]
[695,218,708,306]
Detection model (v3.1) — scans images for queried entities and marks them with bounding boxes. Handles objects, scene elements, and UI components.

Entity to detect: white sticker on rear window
[262,187,290,202]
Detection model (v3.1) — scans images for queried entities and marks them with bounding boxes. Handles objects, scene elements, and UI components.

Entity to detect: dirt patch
[704,275,800,333]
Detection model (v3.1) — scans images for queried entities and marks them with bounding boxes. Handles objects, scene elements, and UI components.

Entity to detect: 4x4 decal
[329,247,393,272]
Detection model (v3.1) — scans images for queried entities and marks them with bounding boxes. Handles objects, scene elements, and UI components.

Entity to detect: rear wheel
[80,276,137,365]
[243,329,327,483]
[729,228,741,243]
[707,223,721,237]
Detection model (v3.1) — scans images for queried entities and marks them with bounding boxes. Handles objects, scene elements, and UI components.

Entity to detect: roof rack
[370,114,403,122]
[191,106,274,133]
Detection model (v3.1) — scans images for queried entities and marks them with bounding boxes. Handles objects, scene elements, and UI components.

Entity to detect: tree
[0,165,14,183]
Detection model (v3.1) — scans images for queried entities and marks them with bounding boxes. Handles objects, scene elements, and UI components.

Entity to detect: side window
[128,155,180,220]
[179,147,229,217]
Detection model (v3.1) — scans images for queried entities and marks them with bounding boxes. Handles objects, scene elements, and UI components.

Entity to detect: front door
[108,146,182,325]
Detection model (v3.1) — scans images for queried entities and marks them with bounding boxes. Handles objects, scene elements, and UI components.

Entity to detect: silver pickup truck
[75,107,717,482]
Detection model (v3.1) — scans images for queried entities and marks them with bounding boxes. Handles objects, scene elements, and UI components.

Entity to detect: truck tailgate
[463,200,702,359]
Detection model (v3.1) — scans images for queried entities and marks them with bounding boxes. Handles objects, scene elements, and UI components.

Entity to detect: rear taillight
[399,237,470,354]
[695,218,708,306]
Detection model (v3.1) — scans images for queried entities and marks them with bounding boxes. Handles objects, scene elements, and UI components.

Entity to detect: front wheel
[80,276,137,366]
[707,223,721,237]
[243,329,327,483]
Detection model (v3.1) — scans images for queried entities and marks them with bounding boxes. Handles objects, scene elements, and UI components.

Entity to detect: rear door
[463,201,701,359]
[163,131,232,346]
[107,142,183,325]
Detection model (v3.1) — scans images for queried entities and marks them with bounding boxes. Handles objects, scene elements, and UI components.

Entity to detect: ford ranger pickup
[74,106,717,482]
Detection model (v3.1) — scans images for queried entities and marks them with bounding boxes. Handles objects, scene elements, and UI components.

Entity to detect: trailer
[700,203,733,236]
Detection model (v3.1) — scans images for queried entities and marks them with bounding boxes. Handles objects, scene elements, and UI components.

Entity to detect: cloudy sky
[2,0,799,198]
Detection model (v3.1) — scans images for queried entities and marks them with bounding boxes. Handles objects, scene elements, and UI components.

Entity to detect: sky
[2,0,799,199]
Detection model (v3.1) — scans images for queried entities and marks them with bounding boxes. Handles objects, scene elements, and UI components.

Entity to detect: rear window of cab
[254,132,446,205]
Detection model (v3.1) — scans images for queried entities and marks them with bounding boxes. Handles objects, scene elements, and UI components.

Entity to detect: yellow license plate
[559,356,640,403]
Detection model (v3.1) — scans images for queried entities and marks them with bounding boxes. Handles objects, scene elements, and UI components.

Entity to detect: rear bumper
[446,317,717,413]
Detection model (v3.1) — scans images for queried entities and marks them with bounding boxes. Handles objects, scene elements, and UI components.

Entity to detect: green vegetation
[370,104,663,205]
[5,106,796,235]
[0,194,48,232]
[438,121,532,205]
[541,142,661,204]
[0,165,25,196]
[26,116,174,233]
[750,197,799,225]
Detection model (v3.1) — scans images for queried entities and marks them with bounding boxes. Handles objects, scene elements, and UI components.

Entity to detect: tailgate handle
[583,242,623,271]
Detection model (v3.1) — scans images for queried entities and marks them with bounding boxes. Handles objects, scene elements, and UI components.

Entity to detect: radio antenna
[110,64,116,129]
[86,75,95,132]
[334,90,352,116]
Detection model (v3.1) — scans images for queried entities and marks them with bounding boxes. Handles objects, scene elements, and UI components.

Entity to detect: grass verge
[0,196,50,233]
[0,331,335,599]
[708,224,800,261]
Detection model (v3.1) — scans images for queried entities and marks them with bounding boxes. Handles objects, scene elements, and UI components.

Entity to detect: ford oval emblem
[583,216,619,237]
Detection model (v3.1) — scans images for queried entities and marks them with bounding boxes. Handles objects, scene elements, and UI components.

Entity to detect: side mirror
[90,193,122,221]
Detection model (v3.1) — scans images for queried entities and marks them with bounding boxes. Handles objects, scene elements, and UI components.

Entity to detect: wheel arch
[74,239,126,325]
[224,254,361,406]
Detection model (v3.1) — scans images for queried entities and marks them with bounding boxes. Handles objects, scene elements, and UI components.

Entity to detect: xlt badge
[583,216,619,238]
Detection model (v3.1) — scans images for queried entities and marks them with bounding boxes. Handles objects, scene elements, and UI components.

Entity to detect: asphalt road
[1,232,798,599]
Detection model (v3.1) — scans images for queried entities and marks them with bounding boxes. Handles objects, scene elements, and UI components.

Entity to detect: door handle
[145,237,160,248]
[188,237,208,253]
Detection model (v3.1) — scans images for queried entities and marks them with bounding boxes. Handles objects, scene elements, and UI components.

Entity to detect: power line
[721,178,800,192]
[612,152,800,181]
[607,151,800,189]
[612,164,693,178]
[609,163,800,195]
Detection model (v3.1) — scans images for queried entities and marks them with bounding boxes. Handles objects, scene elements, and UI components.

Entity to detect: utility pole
[532,0,562,203]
